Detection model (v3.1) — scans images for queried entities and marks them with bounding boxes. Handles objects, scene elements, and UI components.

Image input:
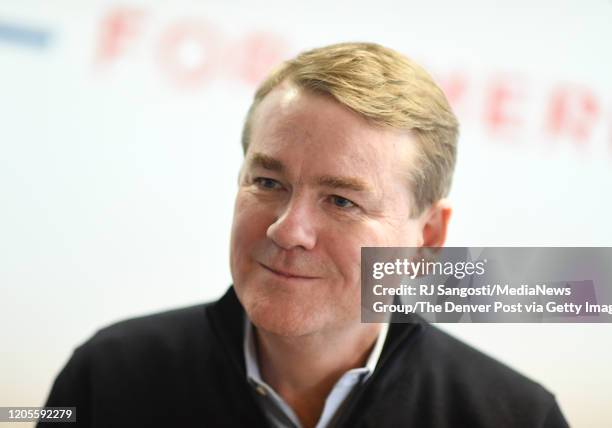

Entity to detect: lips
[258,263,318,279]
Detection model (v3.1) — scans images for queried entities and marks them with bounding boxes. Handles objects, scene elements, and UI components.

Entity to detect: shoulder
[419,324,549,399]
[41,291,265,426]
[69,286,245,369]
[86,303,211,353]
[78,287,244,365]
[65,301,230,381]
[371,321,568,427]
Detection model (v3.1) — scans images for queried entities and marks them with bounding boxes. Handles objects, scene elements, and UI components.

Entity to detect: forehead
[247,84,417,184]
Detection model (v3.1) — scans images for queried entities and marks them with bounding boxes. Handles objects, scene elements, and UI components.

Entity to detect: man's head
[230,42,458,337]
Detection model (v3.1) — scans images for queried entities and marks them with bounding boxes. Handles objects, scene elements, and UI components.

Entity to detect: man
[41,42,569,427]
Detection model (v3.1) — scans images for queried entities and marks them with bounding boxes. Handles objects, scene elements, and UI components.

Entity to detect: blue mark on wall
[0,21,52,49]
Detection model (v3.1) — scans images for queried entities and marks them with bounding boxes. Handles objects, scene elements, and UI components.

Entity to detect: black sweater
[40,287,569,427]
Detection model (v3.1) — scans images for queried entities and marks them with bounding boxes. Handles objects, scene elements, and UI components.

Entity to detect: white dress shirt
[243,318,389,428]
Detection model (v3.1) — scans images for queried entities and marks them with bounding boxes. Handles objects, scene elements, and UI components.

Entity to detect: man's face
[230,83,426,337]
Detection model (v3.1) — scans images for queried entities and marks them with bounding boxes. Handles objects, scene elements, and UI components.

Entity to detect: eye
[253,177,282,190]
[330,195,357,209]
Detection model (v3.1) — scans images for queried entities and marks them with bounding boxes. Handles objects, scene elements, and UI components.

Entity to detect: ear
[419,199,452,247]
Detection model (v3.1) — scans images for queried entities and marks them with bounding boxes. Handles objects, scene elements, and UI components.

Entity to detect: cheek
[230,193,277,270]
[233,193,270,233]
[328,222,418,288]
[327,234,366,290]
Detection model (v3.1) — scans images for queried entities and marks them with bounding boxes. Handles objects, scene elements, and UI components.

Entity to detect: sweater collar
[207,286,425,380]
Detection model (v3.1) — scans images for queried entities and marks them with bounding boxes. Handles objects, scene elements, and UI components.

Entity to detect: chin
[251,312,317,337]
[239,287,328,337]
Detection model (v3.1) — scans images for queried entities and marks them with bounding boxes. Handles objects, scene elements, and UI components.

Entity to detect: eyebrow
[248,152,372,192]
[317,175,370,192]
[249,153,284,172]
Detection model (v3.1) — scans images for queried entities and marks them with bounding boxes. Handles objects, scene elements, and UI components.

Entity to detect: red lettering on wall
[484,76,524,136]
[158,21,221,86]
[547,85,599,143]
[232,32,288,85]
[96,8,145,65]
[91,7,610,158]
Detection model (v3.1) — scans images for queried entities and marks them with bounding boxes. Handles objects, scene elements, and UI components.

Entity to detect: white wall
[1,1,611,426]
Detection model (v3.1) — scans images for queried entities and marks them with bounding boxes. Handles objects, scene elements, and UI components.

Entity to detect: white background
[1,1,611,426]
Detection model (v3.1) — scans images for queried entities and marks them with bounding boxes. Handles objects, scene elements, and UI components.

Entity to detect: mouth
[258,263,319,280]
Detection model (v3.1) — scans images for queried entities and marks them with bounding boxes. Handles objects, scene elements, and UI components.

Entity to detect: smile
[258,263,319,280]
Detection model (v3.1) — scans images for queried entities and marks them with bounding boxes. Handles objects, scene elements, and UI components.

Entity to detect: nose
[266,195,317,251]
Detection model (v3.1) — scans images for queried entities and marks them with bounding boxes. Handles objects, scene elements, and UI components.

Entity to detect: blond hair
[241,42,459,216]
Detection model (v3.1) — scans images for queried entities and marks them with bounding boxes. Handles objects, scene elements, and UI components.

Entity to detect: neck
[255,322,382,428]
